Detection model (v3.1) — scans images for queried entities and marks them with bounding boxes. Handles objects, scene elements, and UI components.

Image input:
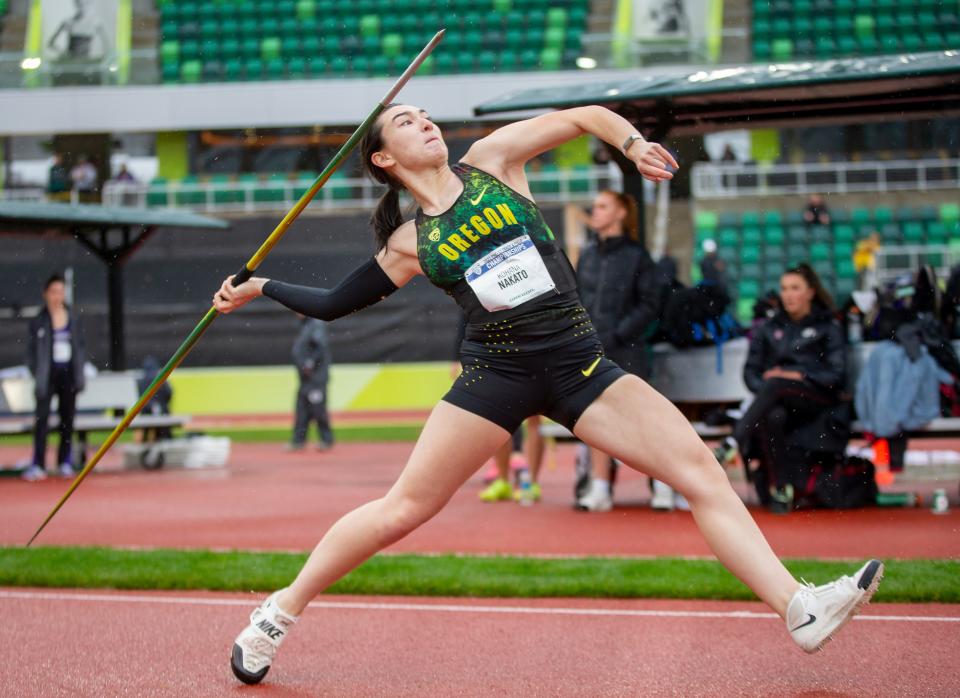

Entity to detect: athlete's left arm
[464,106,678,189]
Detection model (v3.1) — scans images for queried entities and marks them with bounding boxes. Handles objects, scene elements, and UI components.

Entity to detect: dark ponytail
[361,103,405,251]
[784,262,835,311]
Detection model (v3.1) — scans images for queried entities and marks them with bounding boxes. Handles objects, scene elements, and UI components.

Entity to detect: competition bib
[464,235,556,312]
[53,337,72,363]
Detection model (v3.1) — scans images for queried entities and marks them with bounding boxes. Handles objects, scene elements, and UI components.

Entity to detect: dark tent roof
[0,201,228,231]
[474,51,960,135]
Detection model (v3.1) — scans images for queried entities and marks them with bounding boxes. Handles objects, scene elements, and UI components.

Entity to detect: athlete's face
[371,105,447,175]
[779,273,814,318]
[589,192,625,237]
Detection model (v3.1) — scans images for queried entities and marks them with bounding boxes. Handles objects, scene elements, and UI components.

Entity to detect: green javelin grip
[27,29,446,547]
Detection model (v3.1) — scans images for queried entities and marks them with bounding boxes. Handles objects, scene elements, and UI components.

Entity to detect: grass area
[2,546,957,603]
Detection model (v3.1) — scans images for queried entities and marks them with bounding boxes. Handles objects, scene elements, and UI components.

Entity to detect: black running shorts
[443,334,627,434]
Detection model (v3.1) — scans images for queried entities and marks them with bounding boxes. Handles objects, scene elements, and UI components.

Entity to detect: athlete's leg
[525,415,544,482]
[279,401,509,615]
[573,375,799,617]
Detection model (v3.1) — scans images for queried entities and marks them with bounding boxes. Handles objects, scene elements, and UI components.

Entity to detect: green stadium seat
[261,38,281,62]
[519,48,540,71]
[836,258,857,279]
[295,0,314,21]
[916,205,938,222]
[202,59,225,81]
[161,61,179,83]
[879,35,900,53]
[880,222,901,243]
[261,18,280,36]
[741,211,761,227]
[240,37,259,58]
[926,221,947,244]
[200,19,219,40]
[771,38,793,60]
[351,55,371,75]
[718,247,738,265]
[786,224,808,242]
[763,226,785,246]
[477,51,498,73]
[288,57,307,78]
[718,227,739,248]
[209,174,241,204]
[147,178,168,206]
[753,39,772,60]
[243,58,264,79]
[180,39,200,60]
[764,246,786,265]
[718,212,739,227]
[941,203,960,224]
[810,243,831,262]
[742,227,762,247]
[833,238,854,258]
[540,48,562,71]
[858,35,879,53]
[902,221,925,243]
[761,210,782,226]
[382,33,402,57]
[176,175,205,205]
[281,36,300,57]
[161,40,180,65]
[833,224,855,243]
[695,211,719,229]
[181,60,202,83]
[302,36,321,56]
[741,247,762,265]
[359,14,380,37]
[736,298,756,323]
[854,15,875,40]
[810,225,831,243]
[738,279,761,299]
[223,58,243,81]
[850,207,871,225]
[265,58,285,80]
[307,56,328,75]
[873,206,893,224]
[255,173,289,202]
[812,260,834,279]
[837,35,858,55]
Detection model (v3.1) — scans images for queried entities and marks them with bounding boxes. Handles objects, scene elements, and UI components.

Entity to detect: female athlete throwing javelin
[214,104,882,684]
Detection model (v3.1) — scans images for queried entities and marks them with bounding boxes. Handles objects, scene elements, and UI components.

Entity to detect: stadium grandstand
[0,0,957,372]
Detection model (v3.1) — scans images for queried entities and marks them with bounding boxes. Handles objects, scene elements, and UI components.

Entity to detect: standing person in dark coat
[723,264,845,513]
[574,189,663,511]
[23,273,87,481]
[289,315,334,451]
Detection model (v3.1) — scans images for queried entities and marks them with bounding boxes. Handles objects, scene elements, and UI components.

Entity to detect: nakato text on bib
[464,235,556,312]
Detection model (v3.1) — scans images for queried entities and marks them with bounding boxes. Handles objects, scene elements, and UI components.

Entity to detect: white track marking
[1,589,958,623]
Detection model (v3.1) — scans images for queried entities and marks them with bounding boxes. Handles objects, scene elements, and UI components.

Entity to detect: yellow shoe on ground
[479,478,514,502]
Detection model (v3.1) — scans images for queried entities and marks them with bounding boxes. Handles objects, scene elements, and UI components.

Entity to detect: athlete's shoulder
[386,219,417,250]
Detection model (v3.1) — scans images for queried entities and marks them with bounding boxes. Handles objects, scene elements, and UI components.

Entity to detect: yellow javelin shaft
[27,30,445,546]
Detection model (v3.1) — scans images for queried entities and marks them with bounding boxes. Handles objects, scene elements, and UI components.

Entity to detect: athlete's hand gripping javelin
[214,275,267,314]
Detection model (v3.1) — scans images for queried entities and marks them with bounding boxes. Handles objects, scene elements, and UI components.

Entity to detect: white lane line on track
[1,590,959,623]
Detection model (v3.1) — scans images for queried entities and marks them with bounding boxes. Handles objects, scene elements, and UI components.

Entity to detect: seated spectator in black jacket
[574,190,663,512]
[803,193,831,226]
[727,264,845,513]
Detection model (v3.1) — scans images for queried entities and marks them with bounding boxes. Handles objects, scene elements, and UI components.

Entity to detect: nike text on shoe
[231,590,298,684]
[786,559,884,653]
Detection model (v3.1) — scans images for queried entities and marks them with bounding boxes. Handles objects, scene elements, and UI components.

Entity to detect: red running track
[2,588,958,697]
[2,442,957,559]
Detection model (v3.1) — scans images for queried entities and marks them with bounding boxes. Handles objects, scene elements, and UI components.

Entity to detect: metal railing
[0,188,47,202]
[875,244,958,288]
[100,166,622,213]
[692,159,960,199]
[0,48,157,89]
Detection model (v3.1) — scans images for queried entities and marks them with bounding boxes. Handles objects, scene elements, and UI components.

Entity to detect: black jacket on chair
[576,235,662,376]
[26,307,87,399]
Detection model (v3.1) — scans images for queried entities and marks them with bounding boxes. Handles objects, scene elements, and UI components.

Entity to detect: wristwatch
[622,133,644,155]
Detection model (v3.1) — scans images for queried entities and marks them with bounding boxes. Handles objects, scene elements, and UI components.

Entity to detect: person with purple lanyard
[23,273,87,481]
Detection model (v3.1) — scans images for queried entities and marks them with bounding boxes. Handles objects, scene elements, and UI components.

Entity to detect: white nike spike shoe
[787,559,884,653]
[231,590,298,684]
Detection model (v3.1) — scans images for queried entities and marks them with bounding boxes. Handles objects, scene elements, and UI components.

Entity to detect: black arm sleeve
[262,257,399,321]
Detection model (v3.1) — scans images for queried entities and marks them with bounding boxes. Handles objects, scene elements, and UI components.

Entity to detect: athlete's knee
[376,494,441,545]
[677,449,732,503]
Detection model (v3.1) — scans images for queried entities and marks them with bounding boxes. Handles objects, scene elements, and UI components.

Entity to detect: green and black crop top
[415,163,595,354]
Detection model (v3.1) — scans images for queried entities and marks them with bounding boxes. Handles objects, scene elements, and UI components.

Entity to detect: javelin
[27,30,446,547]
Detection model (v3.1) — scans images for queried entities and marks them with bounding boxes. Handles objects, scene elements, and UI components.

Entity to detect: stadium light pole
[27,29,446,547]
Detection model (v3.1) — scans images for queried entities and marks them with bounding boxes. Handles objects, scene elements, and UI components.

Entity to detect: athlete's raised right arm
[213,221,421,319]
